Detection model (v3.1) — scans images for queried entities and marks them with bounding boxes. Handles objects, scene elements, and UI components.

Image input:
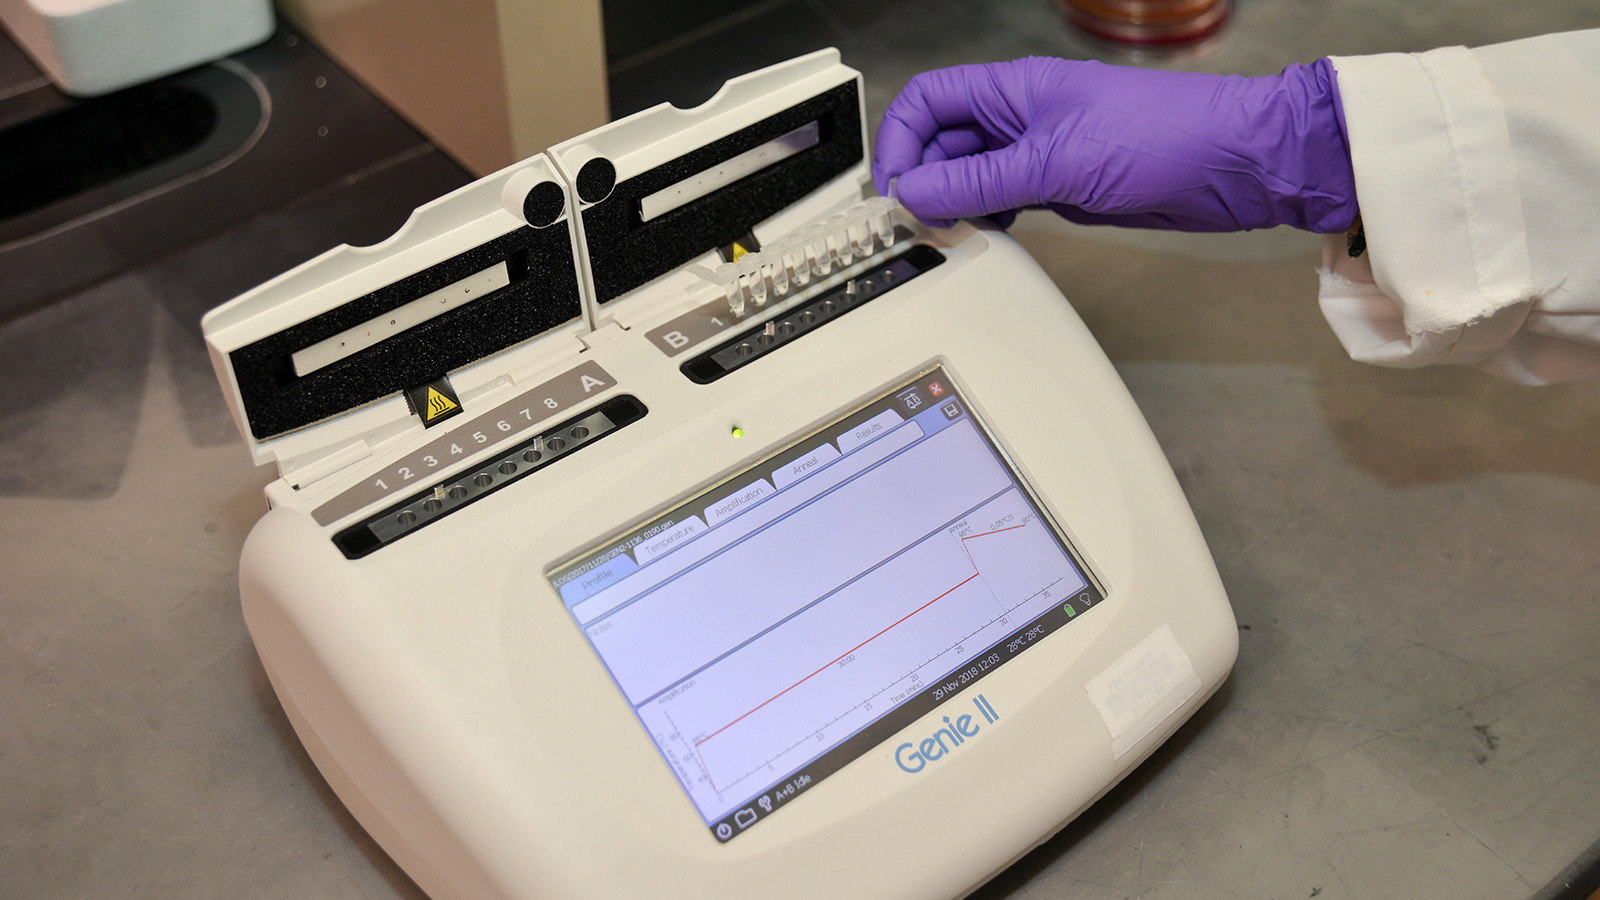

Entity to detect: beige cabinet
[278,0,609,175]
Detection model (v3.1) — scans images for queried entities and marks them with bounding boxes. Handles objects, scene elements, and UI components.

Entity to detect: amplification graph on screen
[680,508,1071,794]
[567,408,1093,828]
[633,481,1085,819]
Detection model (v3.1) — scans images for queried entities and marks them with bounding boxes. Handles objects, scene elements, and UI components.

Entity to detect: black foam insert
[581,80,862,304]
[522,180,567,228]
[228,223,581,441]
[576,157,617,204]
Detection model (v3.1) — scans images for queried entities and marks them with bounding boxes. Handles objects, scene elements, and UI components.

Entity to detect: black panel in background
[0,83,218,221]
[602,0,752,63]
[0,23,473,497]
[0,25,471,322]
[605,0,848,118]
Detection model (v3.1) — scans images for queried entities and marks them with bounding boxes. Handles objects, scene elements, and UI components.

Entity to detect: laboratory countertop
[4,2,1599,899]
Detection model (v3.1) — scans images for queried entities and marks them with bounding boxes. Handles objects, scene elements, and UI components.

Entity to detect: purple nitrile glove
[873,57,1358,233]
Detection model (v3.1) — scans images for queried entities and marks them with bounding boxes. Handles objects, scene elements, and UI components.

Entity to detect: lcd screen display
[548,367,1103,842]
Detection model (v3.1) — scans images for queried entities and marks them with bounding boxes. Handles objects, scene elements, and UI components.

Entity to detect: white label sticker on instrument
[638,120,820,222]
[1084,623,1201,760]
[292,261,511,376]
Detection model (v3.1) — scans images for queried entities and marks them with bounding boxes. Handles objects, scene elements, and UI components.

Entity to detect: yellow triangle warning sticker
[425,387,458,421]
[406,378,463,428]
[719,233,760,264]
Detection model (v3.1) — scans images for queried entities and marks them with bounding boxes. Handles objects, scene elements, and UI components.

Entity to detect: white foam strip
[638,120,820,223]
[291,261,511,376]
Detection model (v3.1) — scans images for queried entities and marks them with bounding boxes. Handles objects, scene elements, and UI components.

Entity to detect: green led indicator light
[731,427,744,439]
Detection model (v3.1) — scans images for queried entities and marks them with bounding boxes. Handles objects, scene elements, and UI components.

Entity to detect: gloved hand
[873,57,1358,233]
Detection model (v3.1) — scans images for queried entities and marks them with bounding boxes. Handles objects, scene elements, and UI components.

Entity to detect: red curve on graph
[693,523,1027,789]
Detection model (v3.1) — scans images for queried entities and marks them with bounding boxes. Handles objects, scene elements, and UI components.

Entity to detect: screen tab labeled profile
[547,367,1104,843]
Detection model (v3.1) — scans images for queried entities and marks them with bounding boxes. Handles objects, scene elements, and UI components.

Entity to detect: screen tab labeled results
[547,368,1103,842]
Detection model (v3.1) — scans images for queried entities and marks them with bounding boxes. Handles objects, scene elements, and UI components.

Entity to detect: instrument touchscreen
[549,366,1104,842]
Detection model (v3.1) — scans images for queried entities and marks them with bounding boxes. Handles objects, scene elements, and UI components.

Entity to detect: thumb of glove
[895,137,1052,228]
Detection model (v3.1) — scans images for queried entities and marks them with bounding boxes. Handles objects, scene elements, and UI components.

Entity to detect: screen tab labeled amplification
[548,367,1104,843]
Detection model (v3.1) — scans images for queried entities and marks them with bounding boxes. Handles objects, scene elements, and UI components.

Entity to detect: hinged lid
[548,48,867,308]
[202,153,585,472]
[203,49,866,476]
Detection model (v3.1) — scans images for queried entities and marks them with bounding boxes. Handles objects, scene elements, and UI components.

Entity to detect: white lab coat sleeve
[1318,29,1600,384]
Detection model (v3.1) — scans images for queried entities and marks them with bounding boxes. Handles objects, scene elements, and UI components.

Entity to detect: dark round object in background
[1058,0,1232,52]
